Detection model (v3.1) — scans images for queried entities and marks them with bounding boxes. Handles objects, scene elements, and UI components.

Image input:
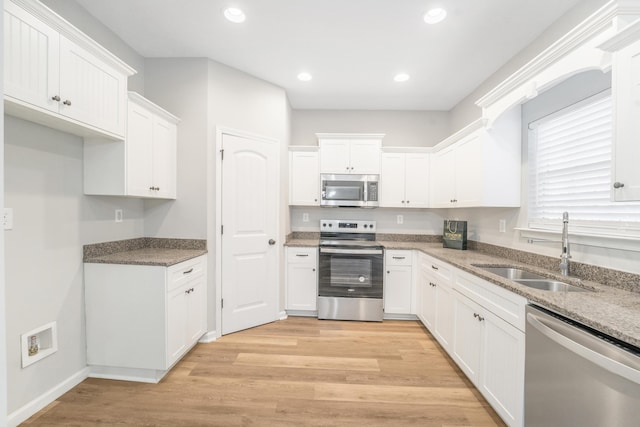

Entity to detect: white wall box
[380,150,430,208]
[384,250,415,316]
[84,255,207,383]
[84,92,180,199]
[285,247,318,314]
[430,111,521,208]
[20,321,58,368]
[599,19,640,201]
[317,133,383,175]
[289,148,320,206]
[4,0,136,139]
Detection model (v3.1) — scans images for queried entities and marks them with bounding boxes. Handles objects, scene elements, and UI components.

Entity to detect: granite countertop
[286,238,640,347]
[84,237,207,267]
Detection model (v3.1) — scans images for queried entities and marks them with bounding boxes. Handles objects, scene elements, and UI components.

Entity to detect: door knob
[613,182,625,189]
[268,239,276,245]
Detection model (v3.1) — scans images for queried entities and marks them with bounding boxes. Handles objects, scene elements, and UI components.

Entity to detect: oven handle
[320,248,383,255]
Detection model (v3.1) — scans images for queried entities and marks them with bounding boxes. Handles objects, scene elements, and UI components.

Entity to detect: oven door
[318,247,383,298]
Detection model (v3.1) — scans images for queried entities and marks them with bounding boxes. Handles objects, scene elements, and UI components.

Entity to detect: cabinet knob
[63,99,72,106]
[401,200,405,204]
[314,199,318,202]
[268,239,276,245]
[406,200,410,204]
[312,268,316,272]
[387,271,390,274]
[613,182,625,189]
[51,95,61,102]
[431,265,439,271]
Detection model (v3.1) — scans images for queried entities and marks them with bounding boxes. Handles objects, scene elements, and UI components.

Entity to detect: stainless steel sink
[474,266,546,280]
[473,264,591,293]
[514,279,590,292]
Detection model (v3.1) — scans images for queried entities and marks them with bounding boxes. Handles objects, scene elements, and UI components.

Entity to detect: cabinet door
[126,100,155,197]
[289,151,320,205]
[286,263,318,311]
[186,277,207,344]
[434,281,455,352]
[480,310,525,427]
[152,116,177,199]
[404,152,429,208]
[319,140,351,173]
[420,272,437,331]
[167,285,188,367]
[384,265,412,314]
[380,153,406,207]
[349,140,381,174]
[452,292,482,385]
[4,2,60,113]
[454,133,484,206]
[430,148,456,208]
[59,36,127,137]
[613,39,640,201]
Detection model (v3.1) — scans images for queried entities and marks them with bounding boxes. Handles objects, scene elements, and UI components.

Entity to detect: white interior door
[221,132,279,335]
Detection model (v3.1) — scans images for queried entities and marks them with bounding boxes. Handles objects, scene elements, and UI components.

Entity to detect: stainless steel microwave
[320,174,379,208]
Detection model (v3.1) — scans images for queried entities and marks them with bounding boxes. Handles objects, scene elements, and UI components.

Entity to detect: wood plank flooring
[23,317,505,426]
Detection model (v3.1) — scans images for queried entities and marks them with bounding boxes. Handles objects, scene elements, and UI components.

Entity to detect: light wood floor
[23,317,505,426]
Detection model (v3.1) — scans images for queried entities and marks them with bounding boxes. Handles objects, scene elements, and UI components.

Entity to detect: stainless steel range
[317,220,384,322]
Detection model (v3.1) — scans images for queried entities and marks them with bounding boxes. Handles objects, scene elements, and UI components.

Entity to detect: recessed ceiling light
[424,7,447,24]
[394,73,410,83]
[297,72,313,82]
[224,7,246,23]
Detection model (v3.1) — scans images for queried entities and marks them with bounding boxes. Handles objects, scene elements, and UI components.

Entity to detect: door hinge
[220,149,224,160]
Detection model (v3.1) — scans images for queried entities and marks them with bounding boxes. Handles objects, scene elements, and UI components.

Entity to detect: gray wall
[1,0,7,421]
[291,110,449,147]
[448,0,610,133]
[4,117,145,414]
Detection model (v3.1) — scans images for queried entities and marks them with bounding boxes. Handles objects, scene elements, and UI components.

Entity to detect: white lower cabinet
[84,255,207,383]
[384,250,414,315]
[419,254,454,352]
[285,247,318,313]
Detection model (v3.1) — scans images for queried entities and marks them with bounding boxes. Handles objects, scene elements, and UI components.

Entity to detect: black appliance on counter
[317,220,384,321]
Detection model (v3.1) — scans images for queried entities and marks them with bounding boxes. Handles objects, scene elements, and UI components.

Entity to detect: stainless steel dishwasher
[525,305,640,427]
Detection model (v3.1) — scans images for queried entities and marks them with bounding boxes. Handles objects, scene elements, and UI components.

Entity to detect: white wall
[4,117,144,415]
[1,0,7,422]
[291,110,449,147]
[448,0,610,132]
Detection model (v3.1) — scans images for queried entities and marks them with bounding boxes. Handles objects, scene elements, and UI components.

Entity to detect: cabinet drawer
[287,247,317,264]
[168,255,206,291]
[386,250,413,266]
[421,256,452,283]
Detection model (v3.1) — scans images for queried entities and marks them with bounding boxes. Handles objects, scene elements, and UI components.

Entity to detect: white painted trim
[198,330,218,343]
[383,314,419,321]
[598,18,640,51]
[381,146,433,153]
[279,311,289,320]
[9,0,136,76]
[315,133,386,140]
[288,146,319,152]
[7,367,89,427]
[214,126,282,337]
[431,118,486,151]
[88,366,164,384]
[475,0,622,109]
[128,92,180,123]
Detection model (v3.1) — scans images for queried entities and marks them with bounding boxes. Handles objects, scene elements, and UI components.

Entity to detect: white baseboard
[8,367,89,427]
[198,330,218,343]
[383,313,419,321]
[88,365,165,384]
[278,311,288,320]
[285,310,318,318]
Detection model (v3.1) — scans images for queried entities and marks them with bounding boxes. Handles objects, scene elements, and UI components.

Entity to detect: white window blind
[528,91,640,235]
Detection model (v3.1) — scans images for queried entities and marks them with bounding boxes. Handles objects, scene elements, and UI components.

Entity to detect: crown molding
[598,18,640,51]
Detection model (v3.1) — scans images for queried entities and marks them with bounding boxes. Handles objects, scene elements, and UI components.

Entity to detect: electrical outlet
[115,209,123,223]
[499,219,506,233]
[397,215,404,225]
[302,213,309,223]
[4,208,13,230]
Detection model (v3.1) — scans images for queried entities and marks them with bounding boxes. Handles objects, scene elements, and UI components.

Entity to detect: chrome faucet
[559,212,571,277]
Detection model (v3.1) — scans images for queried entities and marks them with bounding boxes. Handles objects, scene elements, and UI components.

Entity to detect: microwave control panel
[367,182,378,201]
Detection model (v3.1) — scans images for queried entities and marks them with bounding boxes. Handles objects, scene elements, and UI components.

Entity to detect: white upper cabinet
[317,133,383,174]
[84,92,179,199]
[380,151,429,208]
[289,148,320,206]
[430,110,521,208]
[4,0,135,139]
[600,20,640,201]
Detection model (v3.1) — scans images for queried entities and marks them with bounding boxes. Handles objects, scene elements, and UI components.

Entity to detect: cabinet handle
[429,282,436,287]
[392,256,405,260]
[155,187,160,191]
[296,254,309,257]
[613,182,625,189]
[183,268,194,275]
[312,268,316,272]
[184,287,195,294]
[431,265,439,271]
[63,99,72,106]
[51,95,61,102]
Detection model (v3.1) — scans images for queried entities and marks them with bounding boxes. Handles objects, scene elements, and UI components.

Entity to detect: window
[528,90,640,236]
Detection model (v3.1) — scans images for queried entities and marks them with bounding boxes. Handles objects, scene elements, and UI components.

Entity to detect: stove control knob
[329,223,333,227]
[369,224,374,229]
[322,223,326,227]
[363,224,368,229]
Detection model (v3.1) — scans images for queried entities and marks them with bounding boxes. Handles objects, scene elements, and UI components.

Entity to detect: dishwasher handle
[527,312,640,385]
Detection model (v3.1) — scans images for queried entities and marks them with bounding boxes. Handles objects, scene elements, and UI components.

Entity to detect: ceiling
[74,0,584,111]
